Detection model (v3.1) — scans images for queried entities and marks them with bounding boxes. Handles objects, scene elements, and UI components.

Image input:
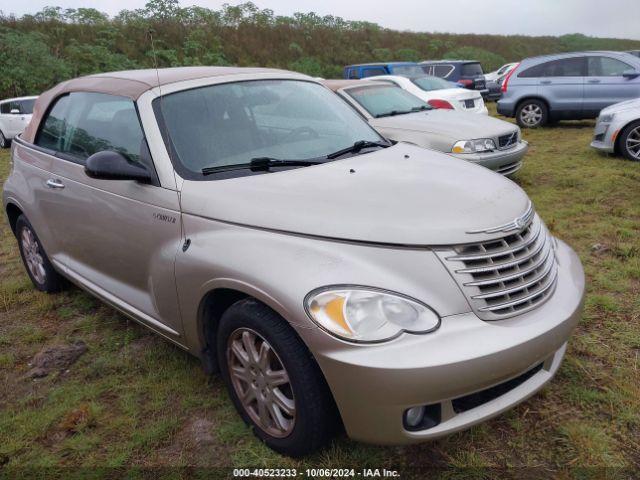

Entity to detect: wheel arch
[614,118,640,156]
[516,96,551,115]
[5,202,23,236]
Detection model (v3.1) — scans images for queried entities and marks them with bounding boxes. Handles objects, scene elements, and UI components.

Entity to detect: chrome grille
[437,215,558,320]
[498,131,519,150]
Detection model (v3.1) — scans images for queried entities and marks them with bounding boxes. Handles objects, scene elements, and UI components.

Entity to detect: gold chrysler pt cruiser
[3,67,585,456]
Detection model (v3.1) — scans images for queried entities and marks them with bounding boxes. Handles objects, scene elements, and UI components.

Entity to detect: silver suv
[498,51,640,128]
[3,67,585,456]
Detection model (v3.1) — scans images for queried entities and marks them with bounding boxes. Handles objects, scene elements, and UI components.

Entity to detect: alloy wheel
[520,104,543,127]
[21,227,46,284]
[227,328,296,438]
[625,126,640,160]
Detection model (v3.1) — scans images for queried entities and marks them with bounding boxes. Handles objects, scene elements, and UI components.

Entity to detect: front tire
[0,131,8,149]
[619,120,640,161]
[217,298,337,457]
[516,99,548,128]
[16,215,67,293]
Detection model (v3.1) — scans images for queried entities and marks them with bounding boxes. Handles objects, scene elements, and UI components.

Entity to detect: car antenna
[148,29,190,252]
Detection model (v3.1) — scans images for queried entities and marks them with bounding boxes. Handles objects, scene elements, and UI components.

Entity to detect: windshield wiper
[375,106,430,118]
[202,157,322,175]
[325,140,390,160]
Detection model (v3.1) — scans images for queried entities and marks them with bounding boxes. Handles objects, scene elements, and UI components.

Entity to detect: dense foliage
[1,0,640,98]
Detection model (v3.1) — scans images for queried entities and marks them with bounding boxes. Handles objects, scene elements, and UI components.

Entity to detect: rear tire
[516,99,548,128]
[16,215,67,293]
[618,120,640,161]
[217,298,337,457]
[0,131,8,149]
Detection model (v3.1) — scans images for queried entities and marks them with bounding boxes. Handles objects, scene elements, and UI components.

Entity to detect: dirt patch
[25,340,87,379]
[152,416,228,467]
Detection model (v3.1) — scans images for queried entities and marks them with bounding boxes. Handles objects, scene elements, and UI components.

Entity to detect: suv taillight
[428,99,454,109]
[501,63,519,93]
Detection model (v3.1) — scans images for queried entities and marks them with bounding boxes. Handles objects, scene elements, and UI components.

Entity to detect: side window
[520,58,585,77]
[588,56,632,76]
[362,67,388,78]
[0,103,9,114]
[19,99,35,115]
[433,65,454,78]
[36,92,147,166]
[347,69,359,79]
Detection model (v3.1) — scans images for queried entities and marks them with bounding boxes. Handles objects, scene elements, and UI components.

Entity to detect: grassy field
[0,108,639,478]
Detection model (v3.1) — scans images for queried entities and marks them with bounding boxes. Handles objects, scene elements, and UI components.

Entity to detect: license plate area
[464,99,475,108]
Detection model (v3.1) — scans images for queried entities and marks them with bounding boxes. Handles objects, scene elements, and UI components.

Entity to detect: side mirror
[622,70,640,79]
[85,151,152,183]
[10,109,20,114]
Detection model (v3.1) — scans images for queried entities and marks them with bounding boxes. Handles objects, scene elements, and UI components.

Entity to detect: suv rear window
[461,63,484,76]
[35,92,147,166]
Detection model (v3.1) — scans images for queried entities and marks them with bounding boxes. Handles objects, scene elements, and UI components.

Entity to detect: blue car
[343,62,426,79]
[497,51,640,128]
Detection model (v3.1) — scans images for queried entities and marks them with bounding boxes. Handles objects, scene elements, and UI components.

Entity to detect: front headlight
[599,113,615,123]
[304,287,440,343]
[452,138,496,154]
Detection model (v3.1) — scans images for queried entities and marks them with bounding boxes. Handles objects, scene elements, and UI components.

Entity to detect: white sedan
[364,75,488,115]
[484,62,519,83]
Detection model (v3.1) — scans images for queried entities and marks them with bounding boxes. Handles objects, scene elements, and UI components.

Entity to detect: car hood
[370,110,516,143]
[601,97,640,114]
[180,144,531,246]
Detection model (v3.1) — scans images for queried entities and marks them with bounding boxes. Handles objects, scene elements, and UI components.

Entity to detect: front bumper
[590,121,616,153]
[452,140,528,176]
[312,239,585,445]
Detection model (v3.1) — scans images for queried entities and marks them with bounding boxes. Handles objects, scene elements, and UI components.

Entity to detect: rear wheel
[217,298,337,457]
[619,120,640,161]
[516,99,548,128]
[0,131,8,149]
[16,215,67,292]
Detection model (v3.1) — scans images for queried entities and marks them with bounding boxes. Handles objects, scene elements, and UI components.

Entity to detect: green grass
[0,107,639,477]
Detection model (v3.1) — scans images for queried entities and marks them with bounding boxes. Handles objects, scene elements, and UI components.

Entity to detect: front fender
[176,214,470,354]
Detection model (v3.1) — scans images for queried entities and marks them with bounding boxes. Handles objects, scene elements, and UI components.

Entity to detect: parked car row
[3,66,586,457]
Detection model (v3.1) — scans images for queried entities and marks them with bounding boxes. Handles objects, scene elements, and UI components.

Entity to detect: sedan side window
[0,102,9,114]
[588,56,633,76]
[36,92,148,167]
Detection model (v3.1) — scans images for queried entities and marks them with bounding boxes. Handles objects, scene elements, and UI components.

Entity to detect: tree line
[1,0,639,98]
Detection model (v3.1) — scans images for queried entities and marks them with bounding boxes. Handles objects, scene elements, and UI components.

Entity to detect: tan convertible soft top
[22,66,296,143]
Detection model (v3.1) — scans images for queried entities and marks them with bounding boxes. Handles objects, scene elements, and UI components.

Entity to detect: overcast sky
[1,0,639,40]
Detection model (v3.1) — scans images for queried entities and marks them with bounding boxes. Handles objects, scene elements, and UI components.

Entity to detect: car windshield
[461,63,484,76]
[154,80,383,178]
[392,65,428,77]
[346,85,430,118]
[411,76,453,91]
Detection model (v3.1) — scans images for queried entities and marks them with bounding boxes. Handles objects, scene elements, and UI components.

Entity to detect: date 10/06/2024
[233,468,401,478]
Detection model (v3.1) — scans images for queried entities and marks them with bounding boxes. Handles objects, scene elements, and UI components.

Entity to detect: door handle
[46,179,65,189]
[540,80,552,84]
[587,79,601,84]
